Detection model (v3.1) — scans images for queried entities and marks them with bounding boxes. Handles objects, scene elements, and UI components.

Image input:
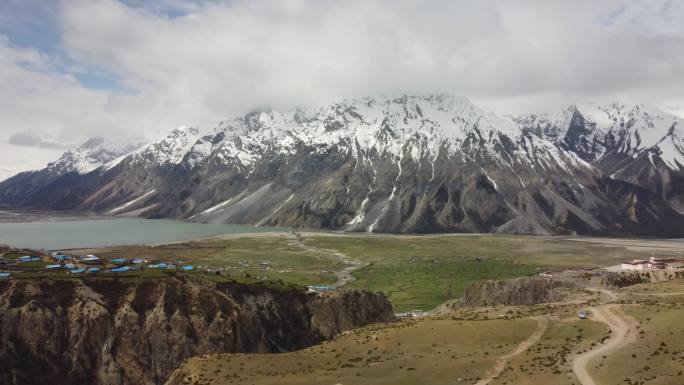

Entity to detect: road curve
[571,304,636,385]
[474,317,549,385]
[289,236,367,288]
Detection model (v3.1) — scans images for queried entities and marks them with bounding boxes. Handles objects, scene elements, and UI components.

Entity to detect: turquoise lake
[0,217,282,250]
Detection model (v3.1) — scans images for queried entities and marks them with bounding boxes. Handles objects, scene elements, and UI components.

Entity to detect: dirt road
[571,304,637,385]
[474,317,549,385]
[289,235,368,288]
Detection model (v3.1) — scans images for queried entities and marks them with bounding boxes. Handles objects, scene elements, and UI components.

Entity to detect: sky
[1,0,683,179]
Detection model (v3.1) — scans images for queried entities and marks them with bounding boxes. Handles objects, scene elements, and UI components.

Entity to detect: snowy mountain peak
[159,93,540,176]
[129,125,204,166]
[46,137,143,175]
[514,102,683,168]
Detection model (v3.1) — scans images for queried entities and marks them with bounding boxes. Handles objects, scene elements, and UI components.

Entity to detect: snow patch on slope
[108,190,156,214]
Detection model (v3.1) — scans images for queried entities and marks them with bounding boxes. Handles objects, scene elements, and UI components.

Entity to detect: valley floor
[66,231,684,311]
[5,231,684,384]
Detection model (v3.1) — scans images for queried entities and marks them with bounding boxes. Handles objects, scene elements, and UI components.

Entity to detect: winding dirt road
[571,303,637,385]
[289,235,368,288]
[474,317,549,385]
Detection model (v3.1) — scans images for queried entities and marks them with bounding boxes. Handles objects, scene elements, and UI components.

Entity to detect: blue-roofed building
[181,265,195,271]
[65,263,76,270]
[46,264,62,270]
[68,268,86,274]
[53,255,71,261]
[166,264,176,269]
[148,263,168,269]
[18,255,41,263]
[132,258,146,264]
[87,267,101,273]
[110,266,130,273]
[111,258,129,264]
[0,272,10,279]
[80,255,100,262]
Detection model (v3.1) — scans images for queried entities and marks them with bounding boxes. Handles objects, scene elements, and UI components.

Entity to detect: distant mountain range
[2,94,683,236]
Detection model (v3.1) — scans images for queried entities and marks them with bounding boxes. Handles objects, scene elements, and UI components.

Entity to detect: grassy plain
[589,281,684,385]
[63,233,684,311]
[178,318,540,385]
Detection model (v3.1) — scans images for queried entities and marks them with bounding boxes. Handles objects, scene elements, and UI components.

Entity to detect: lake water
[0,218,283,250]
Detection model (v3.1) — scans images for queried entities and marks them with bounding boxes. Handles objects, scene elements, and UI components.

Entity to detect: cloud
[1,0,684,176]
[8,132,72,150]
[56,0,684,114]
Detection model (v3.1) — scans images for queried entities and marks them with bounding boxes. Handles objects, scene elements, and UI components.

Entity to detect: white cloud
[57,0,684,110]
[1,0,684,176]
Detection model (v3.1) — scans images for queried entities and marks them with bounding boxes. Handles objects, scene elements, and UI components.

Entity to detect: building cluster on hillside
[0,250,205,278]
[620,256,684,271]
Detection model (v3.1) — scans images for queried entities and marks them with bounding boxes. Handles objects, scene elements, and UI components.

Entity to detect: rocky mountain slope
[1,95,683,236]
[515,102,684,215]
[0,137,142,207]
[0,275,392,385]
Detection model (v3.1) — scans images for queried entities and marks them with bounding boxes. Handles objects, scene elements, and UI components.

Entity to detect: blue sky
[0,0,683,180]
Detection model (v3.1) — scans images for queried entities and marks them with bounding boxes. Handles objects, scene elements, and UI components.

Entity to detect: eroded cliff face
[0,276,392,385]
[456,277,573,307]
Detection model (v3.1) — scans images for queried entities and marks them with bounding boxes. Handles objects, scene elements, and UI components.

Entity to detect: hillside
[0,275,391,385]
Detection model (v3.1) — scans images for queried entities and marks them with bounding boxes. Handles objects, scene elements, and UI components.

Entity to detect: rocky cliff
[456,277,572,307]
[0,275,392,385]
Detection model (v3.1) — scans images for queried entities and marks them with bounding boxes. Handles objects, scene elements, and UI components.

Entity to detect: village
[0,250,201,278]
[618,256,684,271]
[0,246,340,297]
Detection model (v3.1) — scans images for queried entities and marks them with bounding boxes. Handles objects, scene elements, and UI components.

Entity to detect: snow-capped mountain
[515,102,683,165]
[515,102,684,215]
[2,95,684,237]
[46,137,145,175]
[0,137,145,206]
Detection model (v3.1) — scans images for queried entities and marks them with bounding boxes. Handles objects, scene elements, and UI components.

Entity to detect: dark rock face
[456,277,572,307]
[0,276,392,385]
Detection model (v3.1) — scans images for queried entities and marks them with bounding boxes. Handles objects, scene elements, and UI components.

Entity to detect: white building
[620,257,675,271]
[620,260,649,270]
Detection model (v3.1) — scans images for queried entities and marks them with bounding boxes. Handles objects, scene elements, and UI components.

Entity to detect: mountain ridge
[2,94,683,236]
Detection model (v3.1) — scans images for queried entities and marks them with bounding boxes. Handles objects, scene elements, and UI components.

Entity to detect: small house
[148,263,168,269]
[87,267,101,274]
[80,255,100,263]
[0,272,11,279]
[307,285,333,293]
[181,265,195,271]
[578,311,590,319]
[68,268,86,274]
[132,258,146,264]
[18,255,41,263]
[410,310,425,318]
[46,264,62,270]
[110,266,130,273]
[111,258,128,264]
[64,263,76,270]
